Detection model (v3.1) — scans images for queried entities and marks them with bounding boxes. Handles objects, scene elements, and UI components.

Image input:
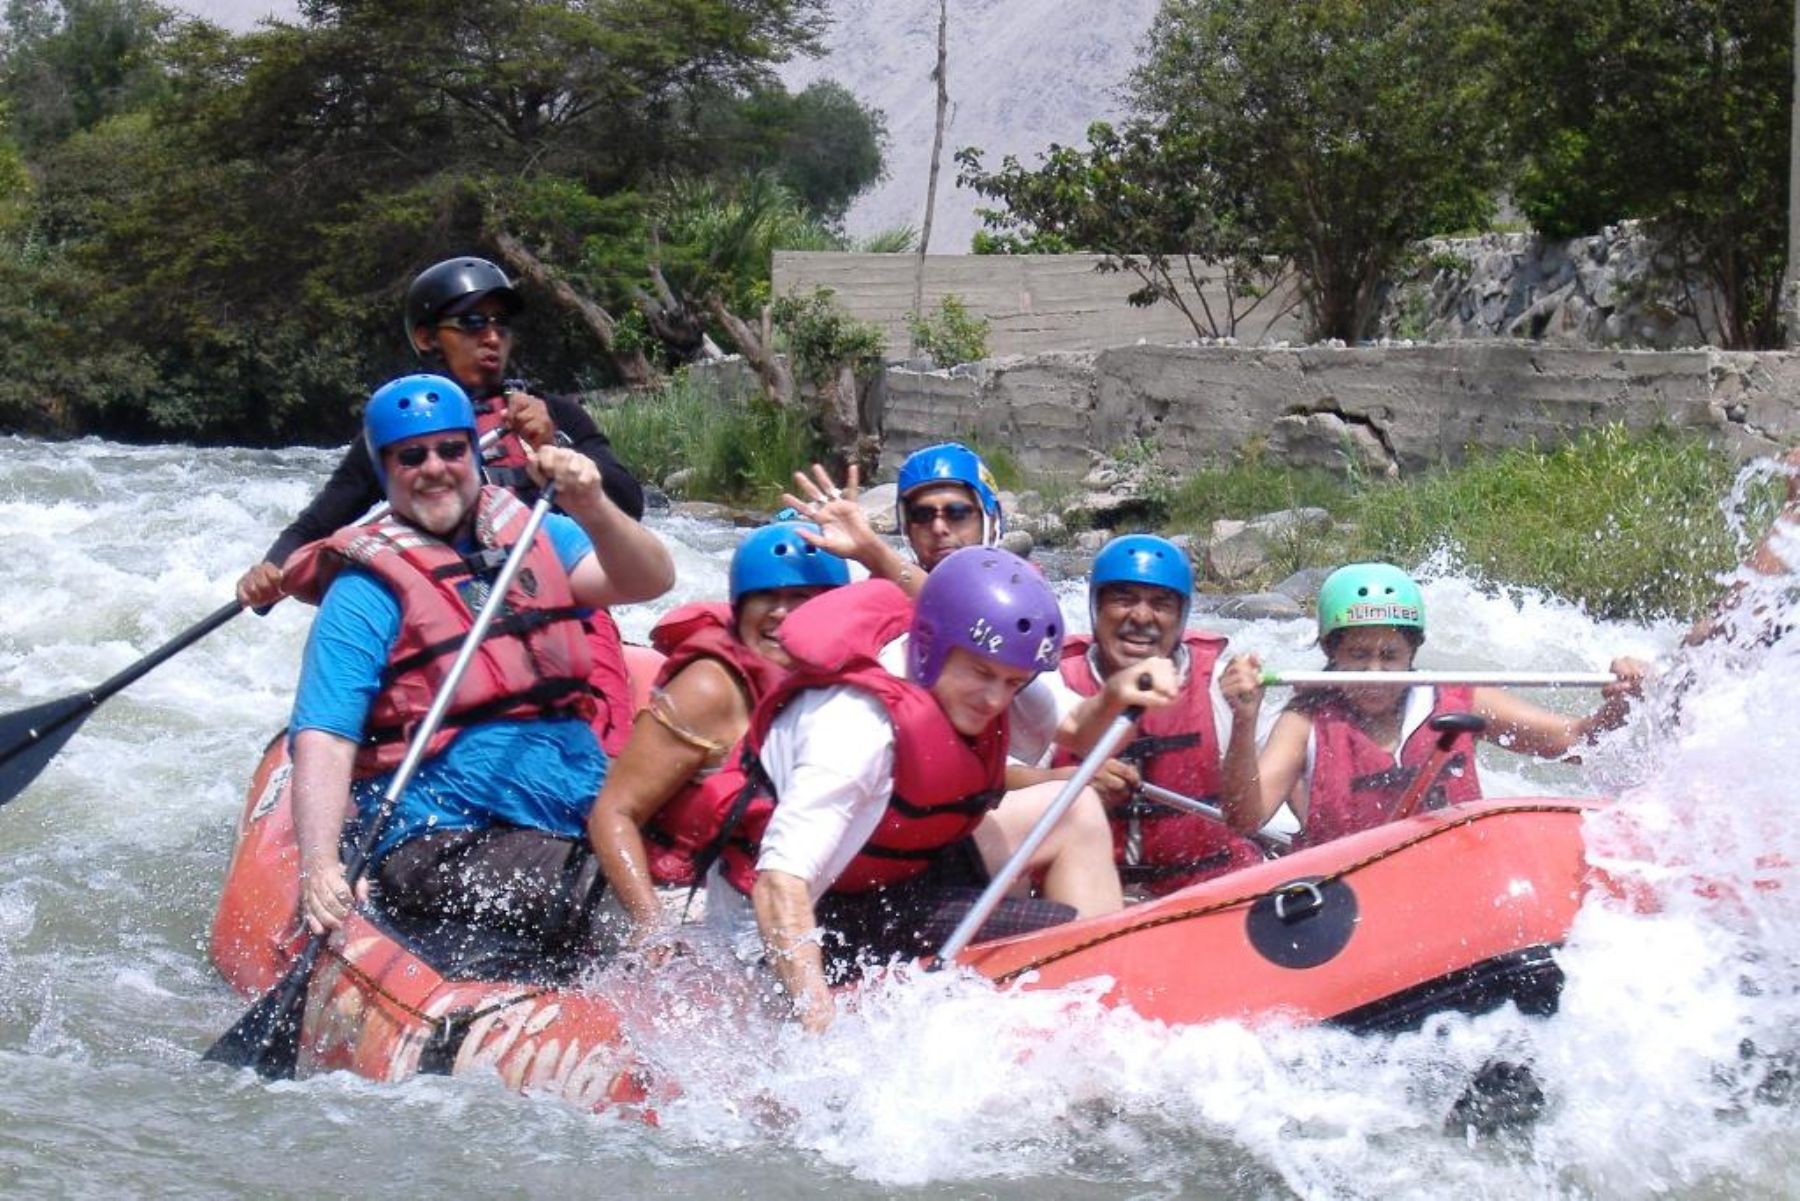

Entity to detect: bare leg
[973,780,1124,918]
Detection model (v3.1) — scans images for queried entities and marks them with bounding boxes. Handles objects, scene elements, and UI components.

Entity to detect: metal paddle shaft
[204,481,560,1077]
[1261,669,1618,689]
[1137,781,1294,852]
[934,701,1146,968]
[0,601,244,807]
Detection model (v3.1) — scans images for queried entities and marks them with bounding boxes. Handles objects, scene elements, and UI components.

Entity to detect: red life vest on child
[471,392,635,756]
[1055,632,1262,892]
[637,602,788,887]
[285,485,595,778]
[711,580,1009,896]
[1302,684,1483,847]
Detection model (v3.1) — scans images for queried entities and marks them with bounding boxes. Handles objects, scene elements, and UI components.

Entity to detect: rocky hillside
[777,0,1161,251]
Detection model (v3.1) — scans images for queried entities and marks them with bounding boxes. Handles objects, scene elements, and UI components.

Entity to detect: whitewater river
[1,435,1796,1198]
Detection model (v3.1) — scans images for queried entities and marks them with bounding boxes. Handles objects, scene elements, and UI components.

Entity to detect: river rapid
[0,435,1796,1199]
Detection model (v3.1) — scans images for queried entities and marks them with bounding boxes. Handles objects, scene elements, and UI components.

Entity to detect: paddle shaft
[1261,669,1617,689]
[934,702,1146,967]
[0,600,243,771]
[0,432,511,796]
[1136,781,1293,852]
[205,480,559,1075]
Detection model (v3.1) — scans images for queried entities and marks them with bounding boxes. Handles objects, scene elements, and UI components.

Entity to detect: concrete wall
[772,251,1306,359]
[875,343,1800,479]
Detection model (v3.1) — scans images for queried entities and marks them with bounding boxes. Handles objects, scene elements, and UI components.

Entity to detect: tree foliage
[957,120,1291,339]
[1494,0,1792,349]
[0,0,886,442]
[1132,0,1504,342]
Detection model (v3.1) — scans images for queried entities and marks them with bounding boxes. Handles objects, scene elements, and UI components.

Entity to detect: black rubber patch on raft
[1245,875,1358,969]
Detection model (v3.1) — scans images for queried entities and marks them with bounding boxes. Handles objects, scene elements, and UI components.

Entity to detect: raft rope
[322,944,553,1046]
[983,801,1589,986]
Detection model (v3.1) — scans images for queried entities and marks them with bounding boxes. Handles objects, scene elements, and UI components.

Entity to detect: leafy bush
[594,369,821,504]
[907,294,990,366]
[770,286,886,382]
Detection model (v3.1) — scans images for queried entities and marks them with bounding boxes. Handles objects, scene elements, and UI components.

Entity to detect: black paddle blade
[0,693,97,808]
[202,940,322,1079]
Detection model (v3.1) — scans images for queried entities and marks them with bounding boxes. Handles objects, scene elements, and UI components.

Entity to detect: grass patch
[1164,456,1359,532]
[593,369,823,506]
[1347,425,1783,621]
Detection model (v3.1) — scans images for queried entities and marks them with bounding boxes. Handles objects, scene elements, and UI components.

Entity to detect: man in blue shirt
[284,374,673,968]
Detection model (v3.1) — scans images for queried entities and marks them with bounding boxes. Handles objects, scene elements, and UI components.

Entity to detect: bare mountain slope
[779,0,1161,251]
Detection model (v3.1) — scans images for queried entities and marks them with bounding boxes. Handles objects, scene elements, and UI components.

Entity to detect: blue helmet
[1089,534,1194,629]
[896,441,1004,544]
[729,522,850,604]
[363,373,478,487]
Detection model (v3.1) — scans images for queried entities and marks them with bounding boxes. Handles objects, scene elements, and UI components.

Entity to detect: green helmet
[1317,563,1425,639]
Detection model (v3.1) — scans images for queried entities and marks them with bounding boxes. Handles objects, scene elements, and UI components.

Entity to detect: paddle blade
[0,693,97,808]
[202,940,321,1079]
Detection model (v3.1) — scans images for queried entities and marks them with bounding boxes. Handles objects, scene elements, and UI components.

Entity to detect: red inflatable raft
[209,643,1599,1102]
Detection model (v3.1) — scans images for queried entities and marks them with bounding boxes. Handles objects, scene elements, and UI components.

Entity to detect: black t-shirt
[262,390,644,566]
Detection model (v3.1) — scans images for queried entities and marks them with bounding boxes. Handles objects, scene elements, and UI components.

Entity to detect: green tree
[1494,0,1792,349]
[957,120,1290,339]
[1133,0,1505,342]
[0,0,889,441]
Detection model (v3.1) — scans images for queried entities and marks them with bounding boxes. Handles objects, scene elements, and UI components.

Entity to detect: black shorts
[375,826,609,979]
[813,837,1076,982]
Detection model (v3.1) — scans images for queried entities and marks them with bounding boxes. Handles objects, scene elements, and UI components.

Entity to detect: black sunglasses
[905,501,978,526]
[439,311,513,334]
[390,438,472,469]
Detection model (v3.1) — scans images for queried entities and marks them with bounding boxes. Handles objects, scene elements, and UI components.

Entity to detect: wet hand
[1107,657,1179,711]
[1091,758,1142,807]
[299,855,366,934]
[235,562,284,609]
[526,443,603,508]
[503,391,555,450]
[1219,653,1266,719]
[782,463,876,556]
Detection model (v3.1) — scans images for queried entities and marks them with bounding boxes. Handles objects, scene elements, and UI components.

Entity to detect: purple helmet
[909,547,1064,688]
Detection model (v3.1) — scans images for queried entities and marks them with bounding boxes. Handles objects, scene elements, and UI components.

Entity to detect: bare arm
[1217,653,1312,833]
[291,729,364,934]
[752,869,835,1033]
[530,444,675,607]
[1470,657,1646,759]
[588,660,748,936]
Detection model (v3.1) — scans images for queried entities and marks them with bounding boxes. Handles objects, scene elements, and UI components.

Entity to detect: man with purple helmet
[700,546,1177,1031]
[776,441,1004,598]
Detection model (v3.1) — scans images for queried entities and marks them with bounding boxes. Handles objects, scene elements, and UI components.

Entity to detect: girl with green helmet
[1214,563,1650,848]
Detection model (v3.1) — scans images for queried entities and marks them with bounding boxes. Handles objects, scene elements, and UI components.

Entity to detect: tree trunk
[706,296,795,405]
[817,361,863,471]
[911,0,949,348]
[489,229,656,387]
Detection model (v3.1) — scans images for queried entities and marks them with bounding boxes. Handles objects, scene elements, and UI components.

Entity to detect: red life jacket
[473,391,533,493]
[471,391,635,756]
[1303,684,1483,847]
[285,485,595,778]
[637,602,788,887]
[712,580,1009,896]
[1055,632,1262,891]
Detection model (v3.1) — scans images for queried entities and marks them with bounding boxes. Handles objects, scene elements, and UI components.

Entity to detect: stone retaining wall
[875,343,1800,479]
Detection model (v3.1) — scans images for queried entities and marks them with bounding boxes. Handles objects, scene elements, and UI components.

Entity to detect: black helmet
[404,257,523,336]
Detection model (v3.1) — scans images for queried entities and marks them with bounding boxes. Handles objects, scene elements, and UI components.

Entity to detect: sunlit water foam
[2,436,1798,1196]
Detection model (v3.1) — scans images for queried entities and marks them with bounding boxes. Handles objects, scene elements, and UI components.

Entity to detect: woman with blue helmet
[1217,563,1648,848]
[776,441,1004,598]
[587,522,850,944]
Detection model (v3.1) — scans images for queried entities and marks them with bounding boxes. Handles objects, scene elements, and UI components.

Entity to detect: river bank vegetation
[606,374,1780,622]
[0,0,1794,448]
